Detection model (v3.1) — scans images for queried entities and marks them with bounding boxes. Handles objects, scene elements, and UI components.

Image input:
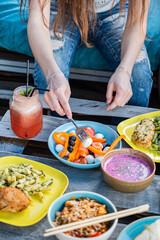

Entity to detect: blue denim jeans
[33,2,153,107]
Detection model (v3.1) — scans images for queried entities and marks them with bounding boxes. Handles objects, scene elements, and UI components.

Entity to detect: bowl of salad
[48,121,123,169]
[48,191,118,240]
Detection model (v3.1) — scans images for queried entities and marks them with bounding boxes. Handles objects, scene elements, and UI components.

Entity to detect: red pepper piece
[89,232,102,237]
[69,231,82,237]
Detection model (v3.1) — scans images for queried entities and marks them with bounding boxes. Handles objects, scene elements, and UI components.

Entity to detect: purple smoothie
[103,154,152,182]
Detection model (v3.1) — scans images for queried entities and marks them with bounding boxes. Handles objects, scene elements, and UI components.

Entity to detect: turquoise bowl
[117,216,160,240]
[48,121,122,169]
[48,191,118,240]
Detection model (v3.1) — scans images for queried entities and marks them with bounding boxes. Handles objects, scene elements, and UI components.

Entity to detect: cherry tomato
[79,158,88,164]
[84,127,95,137]
[73,158,81,163]
[92,142,103,151]
[74,157,88,164]
[79,147,89,157]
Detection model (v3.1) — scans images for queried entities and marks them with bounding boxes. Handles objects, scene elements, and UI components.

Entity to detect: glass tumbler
[10,86,43,139]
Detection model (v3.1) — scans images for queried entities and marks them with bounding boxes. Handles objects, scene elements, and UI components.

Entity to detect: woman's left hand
[106,67,133,111]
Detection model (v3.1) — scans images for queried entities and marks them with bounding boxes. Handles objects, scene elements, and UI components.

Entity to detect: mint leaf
[28,88,32,94]
[20,88,32,96]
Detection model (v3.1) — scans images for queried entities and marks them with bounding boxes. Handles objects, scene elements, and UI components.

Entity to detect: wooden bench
[0,48,112,83]
[0,47,159,119]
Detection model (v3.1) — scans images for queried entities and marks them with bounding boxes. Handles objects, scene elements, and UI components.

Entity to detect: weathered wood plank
[0,151,159,215]
[67,98,160,118]
[70,67,113,77]
[0,90,159,118]
[0,114,27,153]
[0,138,27,154]
[0,110,129,149]
[1,111,130,150]
[0,58,112,82]
[0,110,70,143]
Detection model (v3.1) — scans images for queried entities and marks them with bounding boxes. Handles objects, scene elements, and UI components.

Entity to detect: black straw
[30,87,50,97]
[26,60,29,96]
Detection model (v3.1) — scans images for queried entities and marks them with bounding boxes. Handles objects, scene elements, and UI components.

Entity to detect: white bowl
[48,191,118,240]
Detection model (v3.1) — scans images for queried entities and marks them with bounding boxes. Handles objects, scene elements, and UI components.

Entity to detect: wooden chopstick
[44,204,149,237]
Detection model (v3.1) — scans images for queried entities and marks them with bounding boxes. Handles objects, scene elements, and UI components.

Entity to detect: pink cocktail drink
[10,86,43,139]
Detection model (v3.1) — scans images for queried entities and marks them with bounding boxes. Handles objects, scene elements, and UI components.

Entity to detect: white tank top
[94,0,120,13]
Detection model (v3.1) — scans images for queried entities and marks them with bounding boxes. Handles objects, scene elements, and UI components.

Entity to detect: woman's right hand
[43,73,72,119]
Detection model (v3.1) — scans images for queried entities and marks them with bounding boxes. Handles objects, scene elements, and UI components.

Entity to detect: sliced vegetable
[53,128,125,165]
[75,141,83,160]
[59,133,69,158]
[88,146,106,156]
[106,135,126,153]
[92,137,106,143]
[68,137,80,162]
[84,127,95,137]
[53,132,65,145]
[74,157,88,164]
[80,158,88,164]
[70,232,82,237]
[73,158,81,163]
[78,147,89,157]
[89,232,102,237]
[92,142,103,151]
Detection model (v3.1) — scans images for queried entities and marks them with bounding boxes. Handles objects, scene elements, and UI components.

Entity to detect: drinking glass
[10,86,43,139]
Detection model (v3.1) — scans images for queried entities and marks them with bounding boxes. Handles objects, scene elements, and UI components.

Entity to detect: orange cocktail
[10,86,43,139]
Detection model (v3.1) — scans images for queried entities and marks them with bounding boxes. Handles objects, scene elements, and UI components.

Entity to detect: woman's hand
[43,73,72,118]
[106,67,133,111]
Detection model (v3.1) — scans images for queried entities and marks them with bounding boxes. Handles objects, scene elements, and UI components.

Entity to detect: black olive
[102,143,111,150]
[88,150,94,156]
[69,140,75,146]
[67,146,73,152]
[69,136,76,141]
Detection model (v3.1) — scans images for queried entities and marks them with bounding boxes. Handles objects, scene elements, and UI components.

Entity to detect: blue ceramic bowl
[48,121,122,169]
[117,216,160,240]
[48,191,118,240]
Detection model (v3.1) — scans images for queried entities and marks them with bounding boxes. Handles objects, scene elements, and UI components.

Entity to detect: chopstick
[43,204,149,237]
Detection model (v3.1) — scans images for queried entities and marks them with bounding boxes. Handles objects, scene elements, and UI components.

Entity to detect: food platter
[0,156,68,226]
[117,111,160,163]
[48,121,122,169]
[117,216,160,240]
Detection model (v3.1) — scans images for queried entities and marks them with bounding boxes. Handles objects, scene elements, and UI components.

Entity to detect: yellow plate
[0,156,69,226]
[117,111,160,163]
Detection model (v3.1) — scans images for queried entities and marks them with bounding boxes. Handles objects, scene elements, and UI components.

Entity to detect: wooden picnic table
[0,105,160,240]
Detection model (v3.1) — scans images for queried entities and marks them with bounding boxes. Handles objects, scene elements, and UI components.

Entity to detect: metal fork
[70,118,89,142]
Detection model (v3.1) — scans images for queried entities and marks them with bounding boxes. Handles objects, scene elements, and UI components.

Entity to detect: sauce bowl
[101,148,156,193]
[48,191,118,240]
